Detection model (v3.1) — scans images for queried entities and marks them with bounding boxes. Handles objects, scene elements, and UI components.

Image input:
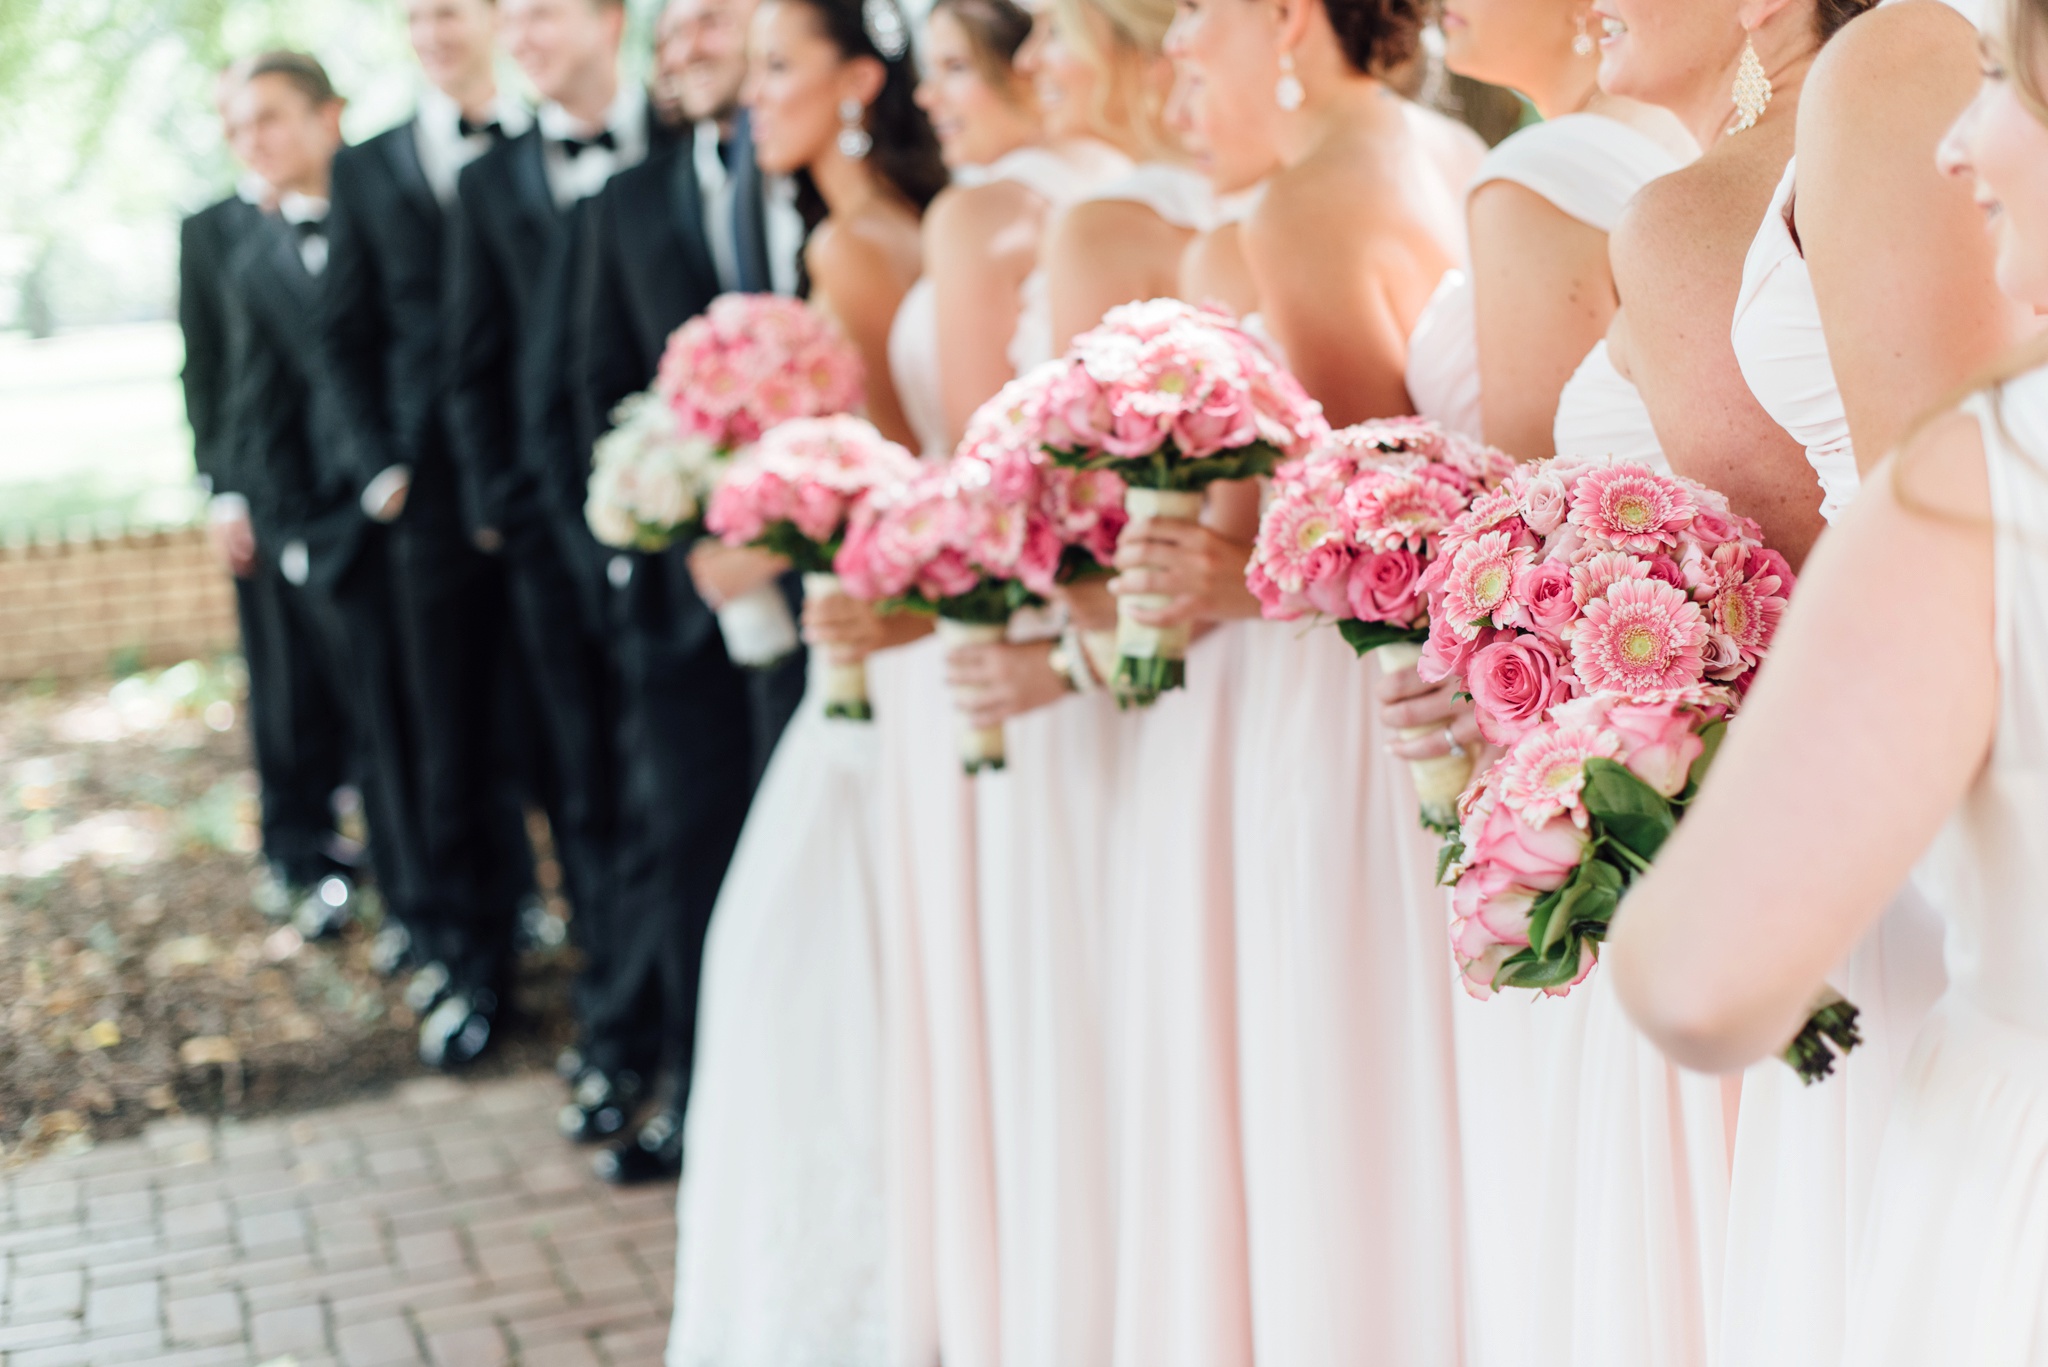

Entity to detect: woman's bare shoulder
[809,201,924,287]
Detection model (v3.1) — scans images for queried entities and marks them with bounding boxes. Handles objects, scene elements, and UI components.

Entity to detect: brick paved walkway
[0,1075,677,1367]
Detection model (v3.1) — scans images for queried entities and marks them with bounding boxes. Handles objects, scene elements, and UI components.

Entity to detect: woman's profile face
[1162,0,1281,193]
[1018,3,1107,141]
[744,0,850,174]
[1440,0,1580,92]
[917,8,1042,167]
[1593,0,1743,112]
[1940,19,2048,309]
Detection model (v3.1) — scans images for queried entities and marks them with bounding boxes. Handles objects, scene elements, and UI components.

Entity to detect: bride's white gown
[1717,157,1948,1367]
[666,662,888,1366]
[1843,363,2048,1364]
[1403,112,1689,1367]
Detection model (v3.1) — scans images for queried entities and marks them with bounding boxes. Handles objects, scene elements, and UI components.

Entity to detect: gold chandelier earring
[1731,36,1771,132]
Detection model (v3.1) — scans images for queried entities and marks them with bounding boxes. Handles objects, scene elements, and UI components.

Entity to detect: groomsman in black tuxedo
[321,0,541,1064]
[444,0,682,1073]
[220,53,428,953]
[570,0,808,1183]
[181,63,359,931]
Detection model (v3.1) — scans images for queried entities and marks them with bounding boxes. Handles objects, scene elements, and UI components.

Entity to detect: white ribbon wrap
[936,617,1008,773]
[802,573,871,718]
[1372,639,1475,831]
[1115,488,1204,665]
[716,582,800,667]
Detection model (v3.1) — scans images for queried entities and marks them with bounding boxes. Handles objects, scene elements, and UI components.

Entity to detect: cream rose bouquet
[706,415,921,719]
[1246,419,1517,831]
[1024,299,1327,706]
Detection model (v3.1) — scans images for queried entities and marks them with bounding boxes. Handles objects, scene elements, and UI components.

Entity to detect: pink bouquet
[707,415,921,719]
[1246,419,1517,830]
[656,293,865,450]
[1013,300,1328,705]
[1418,457,1793,749]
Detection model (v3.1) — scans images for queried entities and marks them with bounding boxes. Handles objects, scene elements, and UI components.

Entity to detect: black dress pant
[581,545,753,1089]
[237,555,351,888]
[496,509,624,1004]
[387,509,535,980]
[293,536,429,926]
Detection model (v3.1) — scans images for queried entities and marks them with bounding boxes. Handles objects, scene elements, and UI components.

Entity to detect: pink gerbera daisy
[1440,530,1535,640]
[1571,578,1711,695]
[1499,723,1625,827]
[1346,469,1469,552]
[1568,465,1698,553]
[1570,549,1653,607]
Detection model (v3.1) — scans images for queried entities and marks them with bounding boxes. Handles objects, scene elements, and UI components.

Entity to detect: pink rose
[1510,559,1577,638]
[1456,936,1522,1001]
[1346,548,1425,626]
[1451,863,1537,948]
[1418,611,1498,684]
[1466,637,1571,747]
[1468,796,1588,892]
[1603,700,1705,797]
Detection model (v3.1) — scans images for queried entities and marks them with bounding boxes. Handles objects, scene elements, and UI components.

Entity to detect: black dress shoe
[557,1067,643,1143]
[293,873,359,940]
[418,988,498,1070]
[593,1107,683,1185]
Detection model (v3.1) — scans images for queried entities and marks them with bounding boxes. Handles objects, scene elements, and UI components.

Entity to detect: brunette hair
[245,51,341,107]
[1320,0,1424,77]
[930,0,1036,94]
[1815,0,1881,41]
[784,0,950,212]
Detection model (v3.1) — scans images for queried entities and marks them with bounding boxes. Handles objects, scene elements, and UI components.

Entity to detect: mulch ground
[0,660,579,1167]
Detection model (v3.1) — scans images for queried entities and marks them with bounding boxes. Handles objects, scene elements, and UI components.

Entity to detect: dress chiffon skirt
[1844,998,2048,1367]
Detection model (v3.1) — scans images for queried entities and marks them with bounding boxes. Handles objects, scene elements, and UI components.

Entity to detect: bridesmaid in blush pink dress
[881,4,1129,1363]
[1151,2,1484,1363]
[1397,6,1693,1362]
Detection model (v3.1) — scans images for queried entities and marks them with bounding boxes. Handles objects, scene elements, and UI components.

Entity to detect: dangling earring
[1572,11,1596,57]
[837,97,872,158]
[1730,37,1771,133]
[1275,51,1304,111]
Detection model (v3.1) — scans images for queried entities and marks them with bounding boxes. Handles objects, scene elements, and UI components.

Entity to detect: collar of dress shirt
[536,82,645,158]
[420,84,533,149]
[692,119,732,198]
[278,191,331,226]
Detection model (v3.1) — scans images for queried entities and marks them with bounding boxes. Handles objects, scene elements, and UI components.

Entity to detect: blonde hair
[1051,0,1177,156]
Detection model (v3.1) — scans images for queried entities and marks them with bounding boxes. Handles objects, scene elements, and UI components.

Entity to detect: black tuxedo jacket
[180,194,264,497]
[226,216,367,590]
[321,120,467,529]
[445,100,681,542]
[576,114,801,659]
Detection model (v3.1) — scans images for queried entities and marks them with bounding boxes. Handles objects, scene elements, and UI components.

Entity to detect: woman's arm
[928,179,1044,445]
[1470,181,1618,462]
[1609,409,1996,1072]
[809,218,923,451]
[1799,0,2030,468]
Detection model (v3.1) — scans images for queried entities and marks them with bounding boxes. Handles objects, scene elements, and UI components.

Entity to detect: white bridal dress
[1841,363,2048,1364]
[666,657,888,1366]
[1718,158,1949,1367]
[1402,112,1688,1367]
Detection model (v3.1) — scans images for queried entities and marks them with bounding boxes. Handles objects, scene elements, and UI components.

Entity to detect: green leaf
[1436,838,1464,888]
[1495,940,1593,991]
[1544,859,1623,957]
[1581,758,1677,864]
[1337,620,1427,657]
[1521,887,1564,961]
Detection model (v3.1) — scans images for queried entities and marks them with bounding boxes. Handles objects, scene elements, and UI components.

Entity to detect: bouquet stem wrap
[1116,487,1205,706]
[936,618,1008,774]
[803,573,871,721]
[716,582,800,668]
[1372,640,1475,834]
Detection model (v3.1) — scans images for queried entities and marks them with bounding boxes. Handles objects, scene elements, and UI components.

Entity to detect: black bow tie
[289,217,327,242]
[558,129,618,159]
[716,137,735,171]
[458,115,504,140]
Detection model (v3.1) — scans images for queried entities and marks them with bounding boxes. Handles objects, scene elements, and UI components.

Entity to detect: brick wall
[0,526,239,681]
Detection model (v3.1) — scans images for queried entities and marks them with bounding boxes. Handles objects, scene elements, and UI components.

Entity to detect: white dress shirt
[693,119,806,296]
[536,85,648,208]
[414,85,532,206]
[277,192,331,277]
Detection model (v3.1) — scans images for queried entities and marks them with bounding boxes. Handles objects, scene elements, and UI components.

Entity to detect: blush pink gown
[1403,113,1689,1367]
[1718,156,1948,1367]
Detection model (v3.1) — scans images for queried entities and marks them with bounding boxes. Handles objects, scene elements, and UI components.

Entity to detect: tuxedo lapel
[380,118,441,227]
[663,153,721,302]
[509,130,558,228]
[728,115,772,295]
